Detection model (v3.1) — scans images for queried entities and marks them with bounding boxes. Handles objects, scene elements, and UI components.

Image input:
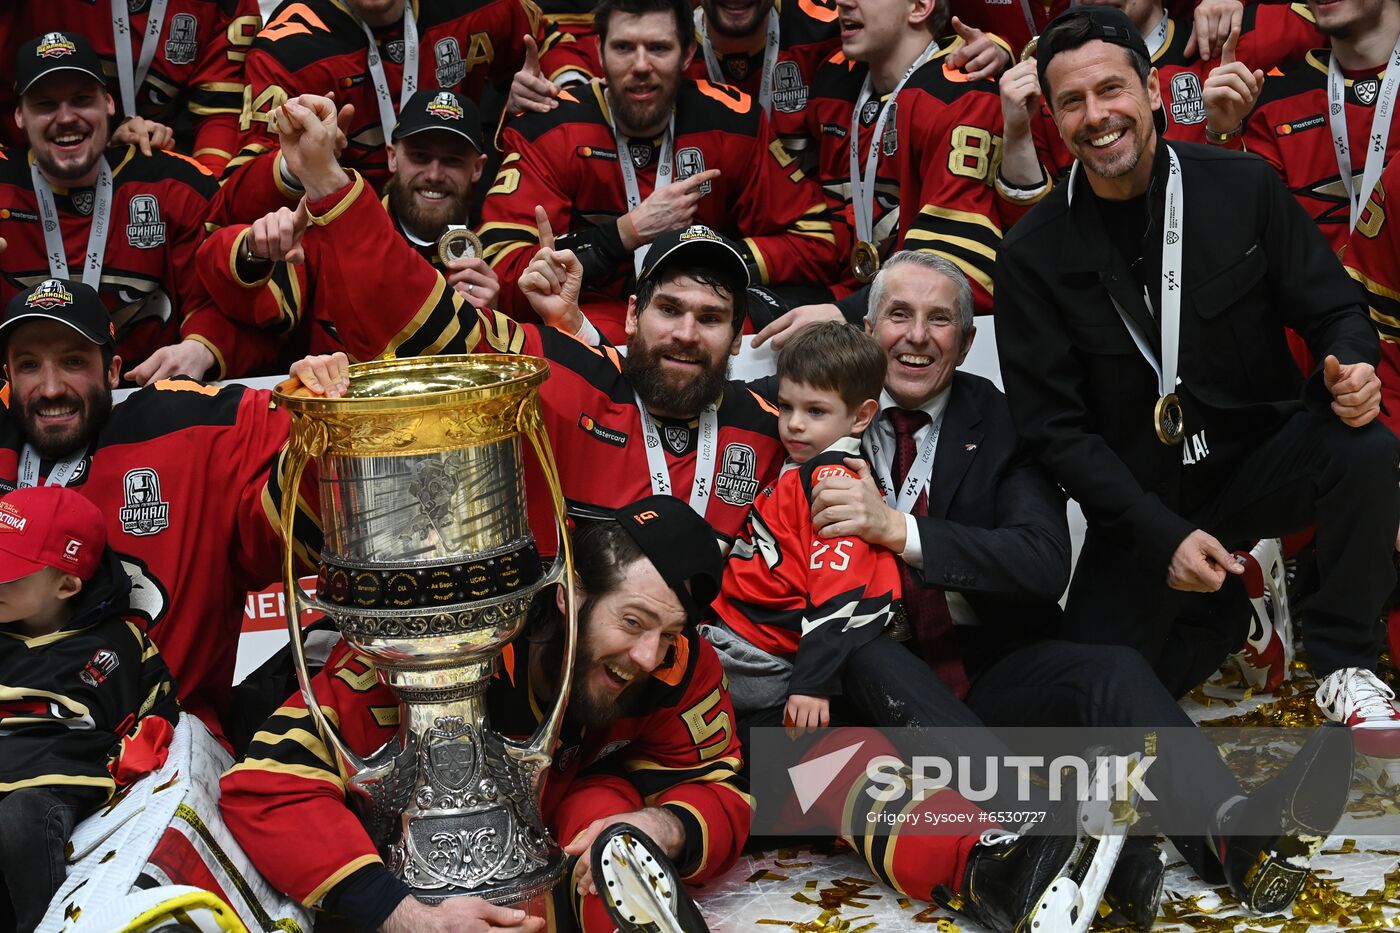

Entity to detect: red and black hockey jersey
[535,0,602,87]
[777,40,1005,311]
[16,0,262,175]
[1343,157,1400,435]
[1025,8,1322,181]
[0,380,320,743]
[683,0,840,115]
[1244,46,1400,254]
[219,634,747,910]
[479,78,849,340]
[711,438,900,699]
[0,146,223,372]
[0,551,180,803]
[227,0,544,205]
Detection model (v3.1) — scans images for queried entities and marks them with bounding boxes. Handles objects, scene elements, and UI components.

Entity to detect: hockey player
[195,89,500,366]
[1,32,235,383]
[216,0,545,224]
[1205,0,1400,252]
[14,1,263,174]
[479,0,850,341]
[220,496,746,933]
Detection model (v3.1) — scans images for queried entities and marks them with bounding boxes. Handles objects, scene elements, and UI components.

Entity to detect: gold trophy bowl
[274,354,577,909]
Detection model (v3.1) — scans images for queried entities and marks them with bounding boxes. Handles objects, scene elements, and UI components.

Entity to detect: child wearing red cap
[0,487,179,932]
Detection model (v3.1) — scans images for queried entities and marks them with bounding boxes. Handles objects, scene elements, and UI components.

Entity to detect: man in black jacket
[993,7,1400,741]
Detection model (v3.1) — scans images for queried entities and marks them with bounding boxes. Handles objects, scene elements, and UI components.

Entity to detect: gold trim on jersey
[665,800,712,879]
[305,854,384,909]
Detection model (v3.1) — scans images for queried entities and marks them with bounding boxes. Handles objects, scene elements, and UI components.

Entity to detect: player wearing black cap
[221,495,745,933]
[0,31,241,383]
[203,85,788,546]
[193,88,506,369]
[994,6,1400,755]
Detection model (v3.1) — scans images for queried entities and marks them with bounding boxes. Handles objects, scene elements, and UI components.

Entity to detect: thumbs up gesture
[1202,27,1264,139]
[507,34,561,114]
[1323,354,1382,427]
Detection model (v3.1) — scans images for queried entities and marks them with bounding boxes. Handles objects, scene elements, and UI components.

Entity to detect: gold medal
[1020,36,1039,63]
[1154,393,1185,446]
[852,240,880,283]
[436,225,483,265]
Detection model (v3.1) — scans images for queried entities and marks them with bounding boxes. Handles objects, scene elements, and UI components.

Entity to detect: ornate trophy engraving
[273,355,577,912]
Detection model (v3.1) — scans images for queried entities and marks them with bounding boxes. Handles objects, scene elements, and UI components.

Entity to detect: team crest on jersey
[771,61,808,113]
[664,424,690,454]
[80,648,120,688]
[435,37,466,87]
[589,739,633,766]
[386,39,406,65]
[426,91,464,121]
[120,468,169,536]
[128,0,149,12]
[1169,72,1205,125]
[25,279,73,310]
[881,101,898,156]
[676,148,712,194]
[1356,79,1381,106]
[36,33,77,59]
[629,142,653,167]
[71,188,95,216]
[126,195,166,249]
[722,52,750,82]
[715,443,759,506]
[860,99,881,125]
[554,745,580,773]
[165,13,199,65]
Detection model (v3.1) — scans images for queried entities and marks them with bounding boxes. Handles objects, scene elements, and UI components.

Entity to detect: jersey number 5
[681,688,733,762]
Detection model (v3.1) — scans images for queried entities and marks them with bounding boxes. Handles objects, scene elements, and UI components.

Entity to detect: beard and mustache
[622,333,729,419]
[384,172,470,243]
[17,380,112,460]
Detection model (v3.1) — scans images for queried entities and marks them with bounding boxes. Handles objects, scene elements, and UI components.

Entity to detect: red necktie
[888,408,969,698]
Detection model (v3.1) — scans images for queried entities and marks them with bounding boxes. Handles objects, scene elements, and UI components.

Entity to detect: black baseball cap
[639,224,750,290]
[391,88,485,152]
[1,279,115,350]
[15,32,107,97]
[1036,7,1150,93]
[613,495,723,625]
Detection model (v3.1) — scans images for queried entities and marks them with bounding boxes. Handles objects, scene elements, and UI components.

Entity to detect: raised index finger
[1220,24,1239,65]
[535,205,555,248]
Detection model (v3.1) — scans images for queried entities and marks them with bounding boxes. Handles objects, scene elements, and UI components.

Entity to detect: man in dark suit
[992,6,1400,741]
[802,249,1355,927]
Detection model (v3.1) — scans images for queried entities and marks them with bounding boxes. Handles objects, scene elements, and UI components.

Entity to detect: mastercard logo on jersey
[25,279,73,311]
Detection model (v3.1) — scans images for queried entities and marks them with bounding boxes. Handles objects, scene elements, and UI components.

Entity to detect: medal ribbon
[1070,148,1184,404]
[849,41,939,245]
[865,414,940,511]
[613,112,676,276]
[355,2,419,144]
[18,445,86,489]
[1144,11,1169,58]
[32,157,114,287]
[635,392,719,517]
[696,7,781,115]
[110,0,172,119]
[1326,36,1400,233]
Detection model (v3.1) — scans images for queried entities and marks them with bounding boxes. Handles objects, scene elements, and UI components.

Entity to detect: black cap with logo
[612,495,723,625]
[15,32,107,97]
[391,88,486,152]
[638,224,750,290]
[0,279,116,350]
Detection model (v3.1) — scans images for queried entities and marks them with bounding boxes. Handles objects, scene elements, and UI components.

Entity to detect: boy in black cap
[0,486,179,932]
[221,495,746,933]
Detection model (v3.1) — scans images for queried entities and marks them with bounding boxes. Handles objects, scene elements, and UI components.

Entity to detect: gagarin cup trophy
[273,354,577,916]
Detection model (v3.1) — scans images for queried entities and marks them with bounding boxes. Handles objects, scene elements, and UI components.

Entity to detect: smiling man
[478,0,848,341]
[0,31,233,385]
[221,495,744,933]
[993,6,1400,742]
